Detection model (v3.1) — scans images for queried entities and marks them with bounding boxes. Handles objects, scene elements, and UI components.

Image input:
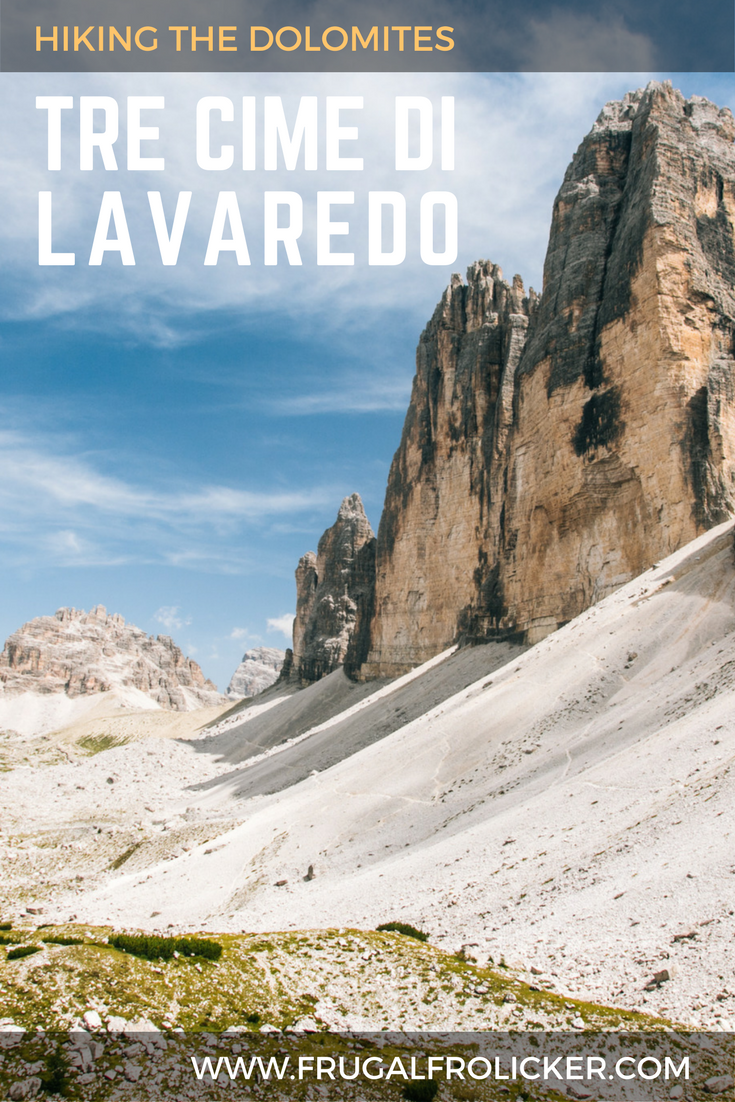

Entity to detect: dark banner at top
[1,0,734,72]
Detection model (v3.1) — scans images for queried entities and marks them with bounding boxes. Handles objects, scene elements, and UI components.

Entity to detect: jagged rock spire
[287,494,376,685]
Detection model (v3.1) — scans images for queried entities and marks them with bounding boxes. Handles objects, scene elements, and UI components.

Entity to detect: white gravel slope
[0,684,167,739]
[2,520,735,1028]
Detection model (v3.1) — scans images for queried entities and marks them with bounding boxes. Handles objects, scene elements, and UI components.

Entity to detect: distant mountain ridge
[0,605,225,712]
[227,647,285,699]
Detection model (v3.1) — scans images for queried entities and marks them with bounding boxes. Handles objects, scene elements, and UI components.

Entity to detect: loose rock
[703,1076,734,1095]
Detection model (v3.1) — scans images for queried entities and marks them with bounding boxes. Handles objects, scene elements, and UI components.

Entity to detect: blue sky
[2,70,734,690]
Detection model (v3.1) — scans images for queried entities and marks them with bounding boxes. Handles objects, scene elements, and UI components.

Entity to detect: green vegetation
[40,1050,70,1097]
[41,935,84,946]
[109,842,142,870]
[0,922,12,931]
[77,733,130,755]
[0,934,19,945]
[376,922,428,942]
[404,1081,439,1101]
[0,923,677,1037]
[108,932,223,961]
[7,945,43,960]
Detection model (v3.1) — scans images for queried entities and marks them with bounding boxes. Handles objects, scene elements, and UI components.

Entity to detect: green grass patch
[77,733,130,755]
[110,842,142,870]
[7,945,43,960]
[376,922,428,942]
[108,932,223,961]
[0,925,678,1034]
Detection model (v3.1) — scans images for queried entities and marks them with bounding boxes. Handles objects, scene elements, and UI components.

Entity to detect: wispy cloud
[267,613,295,639]
[154,606,190,631]
[0,426,338,570]
[0,72,662,343]
[229,626,264,649]
[268,374,412,415]
[0,430,334,520]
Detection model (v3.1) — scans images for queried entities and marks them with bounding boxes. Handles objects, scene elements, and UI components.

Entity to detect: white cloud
[0,71,666,341]
[0,429,336,520]
[267,613,295,639]
[0,423,340,569]
[44,529,89,557]
[269,372,412,415]
[154,606,190,631]
[230,627,249,640]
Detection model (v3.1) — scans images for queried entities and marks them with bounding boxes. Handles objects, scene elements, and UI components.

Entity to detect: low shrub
[41,1051,70,1097]
[0,934,18,945]
[376,922,428,942]
[42,935,84,946]
[404,1080,439,1101]
[108,933,223,961]
[7,944,43,960]
[0,922,12,931]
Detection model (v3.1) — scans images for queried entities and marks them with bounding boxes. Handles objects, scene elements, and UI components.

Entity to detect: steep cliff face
[361,262,537,676]
[289,494,376,685]
[363,82,735,677]
[0,605,224,711]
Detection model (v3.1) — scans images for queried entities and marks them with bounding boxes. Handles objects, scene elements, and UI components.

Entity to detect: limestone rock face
[362,82,735,677]
[226,647,285,699]
[361,261,537,677]
[0,605,225,711]
[290,494,376,684]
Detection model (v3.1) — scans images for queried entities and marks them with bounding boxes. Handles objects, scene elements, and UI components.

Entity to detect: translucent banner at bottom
[0,1030,733,1101]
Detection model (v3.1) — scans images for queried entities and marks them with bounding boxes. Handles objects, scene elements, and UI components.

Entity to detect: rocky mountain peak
[591,82,734,143]
[337,492,368,522]
[226,647,286,700]
[360,81,735,677]
[284,83,735,684]
[0,606,225,711]
[286,494,376,685]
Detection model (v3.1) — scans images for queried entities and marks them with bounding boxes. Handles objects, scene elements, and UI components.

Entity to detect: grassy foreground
[3,926,730,1102]
[1,923,667,1032]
